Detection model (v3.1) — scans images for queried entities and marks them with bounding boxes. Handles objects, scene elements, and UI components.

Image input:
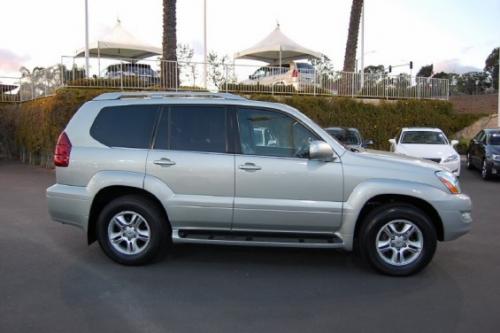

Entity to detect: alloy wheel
[107,211,151,255]
[375,219,424,266]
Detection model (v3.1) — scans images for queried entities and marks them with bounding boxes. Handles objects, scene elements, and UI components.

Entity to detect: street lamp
[203,0,208,88]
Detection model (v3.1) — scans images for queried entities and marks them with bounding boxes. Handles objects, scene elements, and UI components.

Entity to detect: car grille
[424,158,441,163]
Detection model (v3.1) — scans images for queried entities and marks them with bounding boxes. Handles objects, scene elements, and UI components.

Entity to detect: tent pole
[97,42,101,77]
[279,46,282,69]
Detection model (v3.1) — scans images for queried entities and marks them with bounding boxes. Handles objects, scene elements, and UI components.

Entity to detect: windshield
[489,132,500,145]
[326,128,362,146]
[400,131,448,144]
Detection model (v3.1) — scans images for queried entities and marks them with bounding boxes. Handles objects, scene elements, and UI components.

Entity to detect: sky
[0,0,499,77]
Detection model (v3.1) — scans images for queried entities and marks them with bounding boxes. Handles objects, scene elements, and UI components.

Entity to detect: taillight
[292,69,299,78]
[54,132,72,167]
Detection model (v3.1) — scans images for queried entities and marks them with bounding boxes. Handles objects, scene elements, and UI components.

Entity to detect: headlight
[443,154,459,163]
[436,170,461,194]
[492,154,500,162]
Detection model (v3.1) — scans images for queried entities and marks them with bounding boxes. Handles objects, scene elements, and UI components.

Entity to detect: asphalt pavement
[0,160,499,333]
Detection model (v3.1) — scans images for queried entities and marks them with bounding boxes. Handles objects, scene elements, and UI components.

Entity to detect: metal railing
[0,66,61,103]
[1,57,450,103]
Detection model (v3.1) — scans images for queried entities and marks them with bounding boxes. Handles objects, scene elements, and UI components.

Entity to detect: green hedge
[0,89,484,161]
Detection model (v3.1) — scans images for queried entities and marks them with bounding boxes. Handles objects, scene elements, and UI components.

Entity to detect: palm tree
[343,0,363,72]
[162,0,178,88]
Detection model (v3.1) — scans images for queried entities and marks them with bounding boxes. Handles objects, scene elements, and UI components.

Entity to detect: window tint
[237,108,318,158]
[90,105,159,148]
[155,105,227,153]
[489,132,500,145]
[400,131,448,144]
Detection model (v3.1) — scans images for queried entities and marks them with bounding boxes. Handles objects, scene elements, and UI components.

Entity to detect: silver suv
[46,92,472,276]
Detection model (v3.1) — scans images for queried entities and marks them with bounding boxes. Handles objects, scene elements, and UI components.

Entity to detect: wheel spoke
[114,215,128,228]
[387,223,399,235]
[129,214,139,227]
[377,239,391,251]
[401,223,415,236]
[390,248,399,264]
[111,236,124,244]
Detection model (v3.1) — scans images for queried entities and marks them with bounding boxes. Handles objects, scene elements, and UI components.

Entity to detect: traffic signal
[410,61,413,69]
[388,65,392,73]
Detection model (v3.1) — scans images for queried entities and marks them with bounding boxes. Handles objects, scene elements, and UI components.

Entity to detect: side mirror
[451,140,459,147]
[363,139,374,147]
[388,139,396,145]
[309,141,334,161]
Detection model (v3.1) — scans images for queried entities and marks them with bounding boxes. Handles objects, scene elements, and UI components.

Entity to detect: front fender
[338,179,449,250]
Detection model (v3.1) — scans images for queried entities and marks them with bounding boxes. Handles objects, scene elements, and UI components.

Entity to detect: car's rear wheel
[481,159,492,180]
[97,195,170,265]
[466,153,474,170]
[358,203,437,276]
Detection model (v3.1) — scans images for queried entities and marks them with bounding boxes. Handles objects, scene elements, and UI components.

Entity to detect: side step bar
[172,229,344,249]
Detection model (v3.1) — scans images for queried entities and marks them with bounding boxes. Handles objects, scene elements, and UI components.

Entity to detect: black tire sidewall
[360,204,437,276]
[97,195,170,265]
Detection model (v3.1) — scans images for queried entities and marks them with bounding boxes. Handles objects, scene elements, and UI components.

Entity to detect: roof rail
[92,91,246,101]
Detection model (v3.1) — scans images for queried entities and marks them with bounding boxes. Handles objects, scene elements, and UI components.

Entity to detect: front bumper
[46,184,91,231]
[433,193,472,241]
[487,160,500,176]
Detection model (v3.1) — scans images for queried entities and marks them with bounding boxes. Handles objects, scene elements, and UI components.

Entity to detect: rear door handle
[239,162,262,171]
[154,158,176,167]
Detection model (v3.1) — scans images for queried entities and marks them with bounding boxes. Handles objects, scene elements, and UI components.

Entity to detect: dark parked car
[324,127,373,149]
[466,128,500,180]
[104,63,159,84]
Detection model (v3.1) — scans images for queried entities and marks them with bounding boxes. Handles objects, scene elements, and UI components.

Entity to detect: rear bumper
[46,184,91,231]
[433,193,472,241]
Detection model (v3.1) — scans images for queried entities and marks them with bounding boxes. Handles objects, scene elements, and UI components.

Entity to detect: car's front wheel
[466,153,474,170]
[481,159,492,180]
[358,203,437,276]
[97,195,171,265]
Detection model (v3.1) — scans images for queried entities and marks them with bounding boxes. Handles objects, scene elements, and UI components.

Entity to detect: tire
[481,159,492,180]
[97,195,171,265]
[358,203,437,276]
[466,153,474,170]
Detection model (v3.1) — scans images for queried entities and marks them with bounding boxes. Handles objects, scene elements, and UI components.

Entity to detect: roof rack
[92,91,246,101]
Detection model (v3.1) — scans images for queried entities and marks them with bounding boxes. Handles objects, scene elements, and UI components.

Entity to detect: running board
[172,229,344,249]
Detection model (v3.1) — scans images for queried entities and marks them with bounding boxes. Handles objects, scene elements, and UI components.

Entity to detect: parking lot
[0,160,499,333]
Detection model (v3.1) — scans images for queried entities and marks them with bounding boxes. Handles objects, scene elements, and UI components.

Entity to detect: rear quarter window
[90,105,159,148]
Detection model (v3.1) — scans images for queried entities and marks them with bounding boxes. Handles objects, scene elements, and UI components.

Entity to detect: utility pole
[84,0,90,78]
[360,3,365,89]
[497,47,499,127]
[203,0,208,88]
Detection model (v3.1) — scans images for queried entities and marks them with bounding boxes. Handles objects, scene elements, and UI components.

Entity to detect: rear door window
[155,105,227,153]
[90,105,159,148]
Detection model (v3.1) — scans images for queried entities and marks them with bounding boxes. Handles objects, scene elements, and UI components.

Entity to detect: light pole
[203,0,208,88]
[360,2,365,89]
[84,0,90,78]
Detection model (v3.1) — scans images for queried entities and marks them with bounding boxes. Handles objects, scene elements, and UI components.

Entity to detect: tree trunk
[343,0,363,72]
[162,0,178,89]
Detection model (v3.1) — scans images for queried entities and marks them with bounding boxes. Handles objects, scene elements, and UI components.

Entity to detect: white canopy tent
[75,20,162,74]
[234,24,322,67]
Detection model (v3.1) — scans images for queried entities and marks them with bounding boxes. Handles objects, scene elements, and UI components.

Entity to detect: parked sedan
[466,128,500,180]
[389,127,460,176]
[324,127,373,149]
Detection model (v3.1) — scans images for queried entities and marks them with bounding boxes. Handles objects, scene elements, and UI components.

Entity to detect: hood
[396,144,457,159]
[360,149,444,170]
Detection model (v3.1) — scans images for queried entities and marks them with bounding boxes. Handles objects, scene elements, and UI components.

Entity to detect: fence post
[313,68,317,96]
[120,62,124,90]
[224,65,228,93]
[175,62,179,92]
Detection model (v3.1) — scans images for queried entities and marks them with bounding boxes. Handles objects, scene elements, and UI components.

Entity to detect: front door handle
[239,162,262,171]
[154,158,176,167]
